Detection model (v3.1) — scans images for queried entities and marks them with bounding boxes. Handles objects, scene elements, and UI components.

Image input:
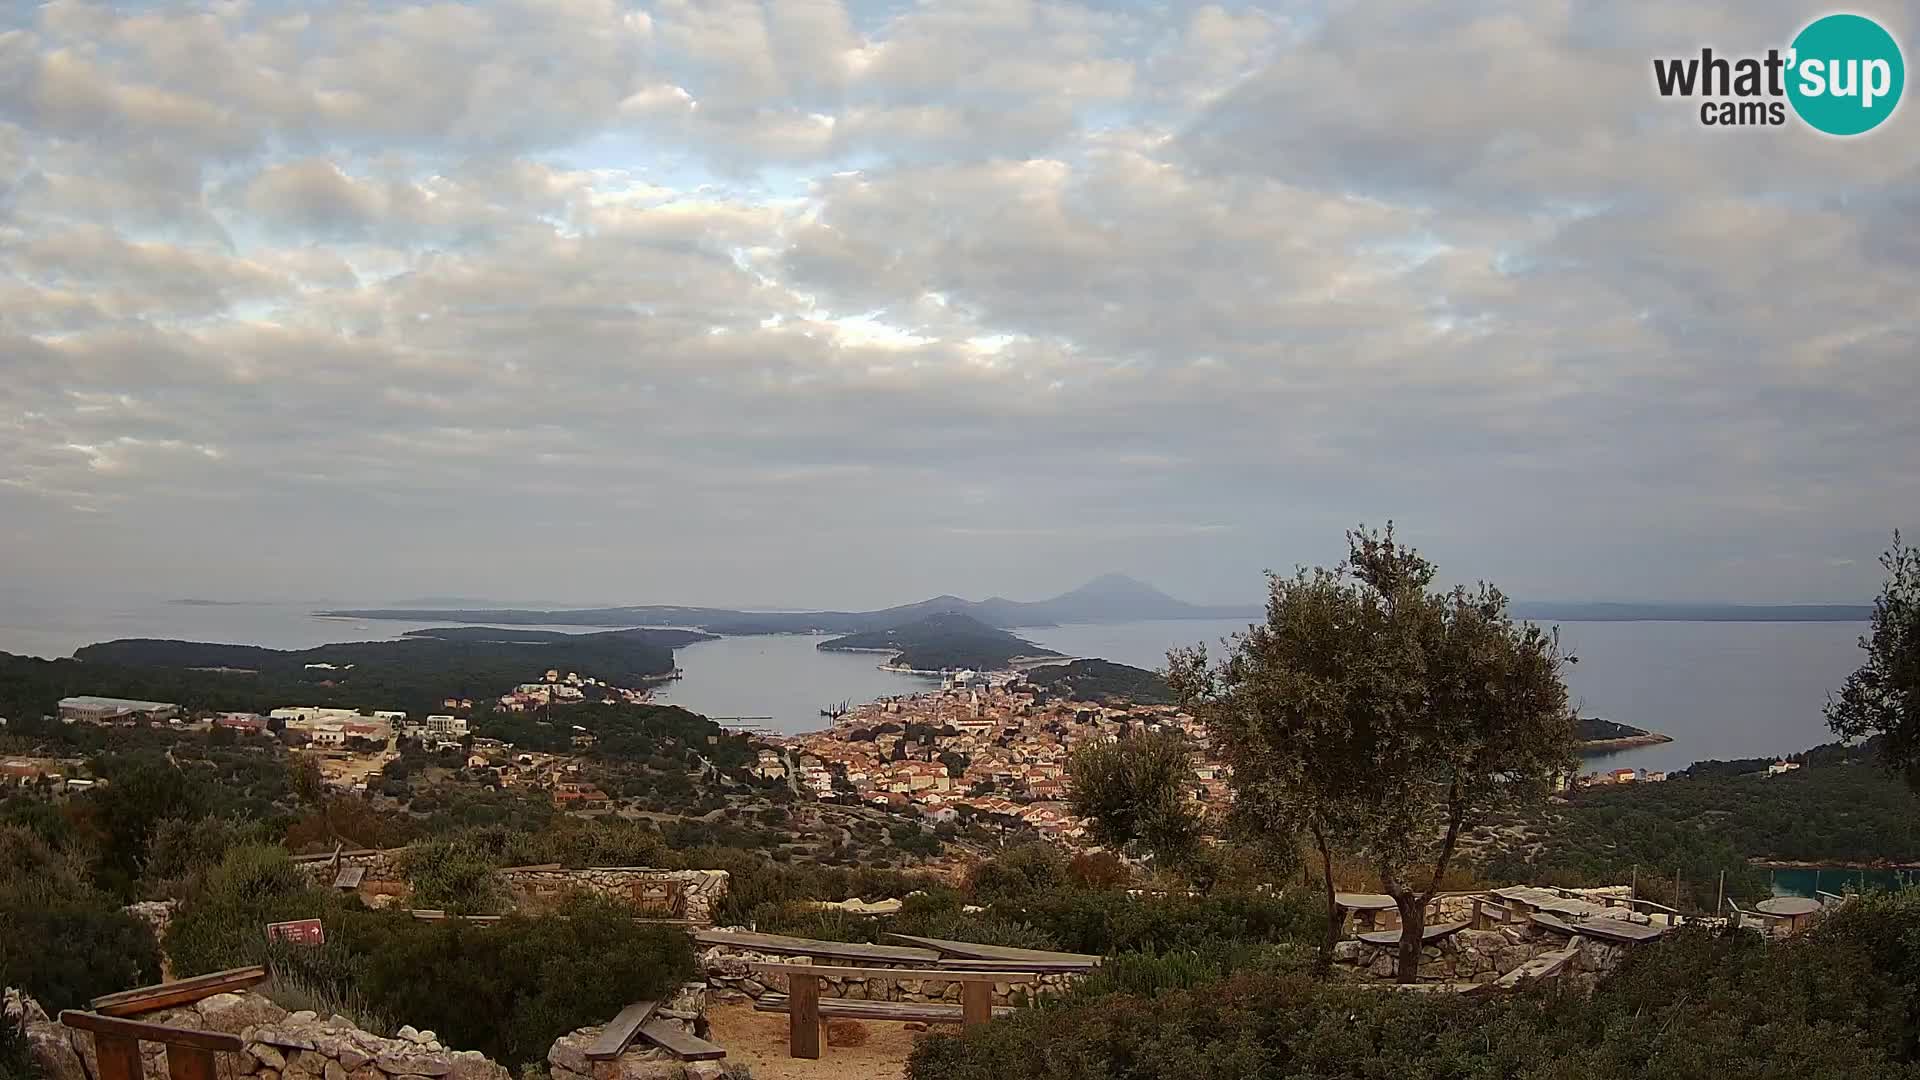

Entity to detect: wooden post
[93,1034,142,1080]
[1630,865,1637,902]
[1716,871,1725,918]
[787,973,821,1060]
[961,981,992,1028]
[167,1047,218,1080]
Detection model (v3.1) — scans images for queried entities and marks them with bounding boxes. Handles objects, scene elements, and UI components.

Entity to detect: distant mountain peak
[1059,573,1176,599]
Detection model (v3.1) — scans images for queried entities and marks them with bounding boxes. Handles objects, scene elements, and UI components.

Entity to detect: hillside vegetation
[818,612,1059,671]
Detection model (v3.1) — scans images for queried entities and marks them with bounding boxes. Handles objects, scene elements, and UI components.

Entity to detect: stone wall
[1331,926,1630,985]
[496,868,729,927]
[545,984,739,1080]
[699,938,1079,1007]
[294,850,410,887]
[17,991,510,1080]
[293,851,729,928]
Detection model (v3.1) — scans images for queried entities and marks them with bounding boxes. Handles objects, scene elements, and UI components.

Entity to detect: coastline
[1578,732,1675,753]
[1750,858,1920,871]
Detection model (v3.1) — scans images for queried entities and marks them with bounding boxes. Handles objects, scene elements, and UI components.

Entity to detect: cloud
[0,0,1915,610]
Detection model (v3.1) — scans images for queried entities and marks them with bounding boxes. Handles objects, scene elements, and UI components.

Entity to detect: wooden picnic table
[1754,896,1822,933]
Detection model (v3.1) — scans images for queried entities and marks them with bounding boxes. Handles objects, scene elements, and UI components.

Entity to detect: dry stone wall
[294,851,729,928]
[16,990,510,1080]
[699,936,1079,1007]
[1331,926,1631,985]
[496,868,728,926]
[545,984,738,1080]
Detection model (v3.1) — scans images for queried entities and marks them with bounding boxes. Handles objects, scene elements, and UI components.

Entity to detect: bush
[989,885,1320,956]
[165,844,343,976]
[0,826,160,1009]
[908,894,1920,1080]
[272,896,694,1066]
[404,836,504,914]
[967,843,1068,904]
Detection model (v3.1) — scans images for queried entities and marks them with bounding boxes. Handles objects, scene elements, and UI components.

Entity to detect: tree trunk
[1314,827,1338,973]
[1394,892,1426,983]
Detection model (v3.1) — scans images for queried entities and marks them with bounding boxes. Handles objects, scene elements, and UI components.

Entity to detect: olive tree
[1827,532,1920,789]
[1067,731,1206,875]
[1169,525,1576,981]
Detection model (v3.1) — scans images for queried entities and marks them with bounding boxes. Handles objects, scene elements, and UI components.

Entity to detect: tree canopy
[1827,532,1920,790]
[1169,524,1577,980]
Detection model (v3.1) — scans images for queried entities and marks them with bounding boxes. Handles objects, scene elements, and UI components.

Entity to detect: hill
[319,574,1259,631]
[817,612,1061,672]
[0,628,697,721]
[1023,658,1177,704]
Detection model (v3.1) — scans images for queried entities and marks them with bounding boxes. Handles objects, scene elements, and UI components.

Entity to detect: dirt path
[705,1002,953,1080]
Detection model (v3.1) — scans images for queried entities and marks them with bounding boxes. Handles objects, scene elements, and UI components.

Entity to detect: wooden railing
[59,1011,243,1080]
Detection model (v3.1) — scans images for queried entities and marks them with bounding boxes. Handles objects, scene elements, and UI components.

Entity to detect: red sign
[266,918,326,946]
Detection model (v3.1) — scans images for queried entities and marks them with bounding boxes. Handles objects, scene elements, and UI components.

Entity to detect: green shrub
[909,894,1920,1080]
[165,844,343,976]
[271,896,693,1066]
[0,826,160,1009]
[404,836,504,914]
[989,885,1319,956]
[967,843,1068,904]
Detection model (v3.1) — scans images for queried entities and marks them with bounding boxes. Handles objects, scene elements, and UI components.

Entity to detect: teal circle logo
[1787,13,1904,135]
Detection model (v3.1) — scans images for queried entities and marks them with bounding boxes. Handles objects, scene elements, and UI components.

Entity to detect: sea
[0,592,1869,774]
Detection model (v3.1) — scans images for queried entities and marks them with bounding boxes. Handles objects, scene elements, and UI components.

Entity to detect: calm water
[651,633,938,731]
[1769,867,1918,898]
[0,595,1868,762]
[1019,618,1870,774]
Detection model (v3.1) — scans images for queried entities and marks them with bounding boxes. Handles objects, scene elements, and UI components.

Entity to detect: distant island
[320,577,1871,633]
[1575,716,1674,752]
[319,573,1261,632]
[817,612,1062,672]
[0,627,708,721]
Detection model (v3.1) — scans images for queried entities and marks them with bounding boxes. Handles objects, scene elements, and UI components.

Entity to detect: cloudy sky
[2,0,1916,610]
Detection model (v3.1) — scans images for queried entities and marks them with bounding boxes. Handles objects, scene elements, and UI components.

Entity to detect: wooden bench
[746,963,1039,1059]
[585,1002,725,1063]
[90,966,270,1017]
[61,1011,245,1080]
[1354,919,1470,947]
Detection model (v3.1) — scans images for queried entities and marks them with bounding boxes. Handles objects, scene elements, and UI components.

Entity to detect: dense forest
[0,629,693,722]
[818,612,1060,671]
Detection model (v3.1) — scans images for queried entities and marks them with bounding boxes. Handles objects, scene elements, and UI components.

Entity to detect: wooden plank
[960,982,991,1028]
[747,963,1040,983]
[635,1020,725,1062]
[60,1012,245,1053]
[167,1045,219,1080]
[881,934,1100,966]
[695,929,941,966]
[788,974,820,1060]
[1529,912,1576,935]
[1331,892,1397,911]
[753,996,1012,1023]
[90,967,269,1017]
[1355,919,1471,946]
[92,1032,143,1080]
[584,1002,657,1060]
[933,959,1099,974]
[1569,919,1667,944]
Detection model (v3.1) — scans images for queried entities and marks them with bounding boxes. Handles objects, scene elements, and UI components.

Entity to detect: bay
[0,593,1872,768]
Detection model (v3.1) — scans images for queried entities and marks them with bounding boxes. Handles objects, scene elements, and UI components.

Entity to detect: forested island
[817,612,1061,671]
[0,627,705,722]
[1574,716,1673,751]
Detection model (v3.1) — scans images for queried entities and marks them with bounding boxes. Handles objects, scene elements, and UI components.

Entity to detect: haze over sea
[0,589,1866,772]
